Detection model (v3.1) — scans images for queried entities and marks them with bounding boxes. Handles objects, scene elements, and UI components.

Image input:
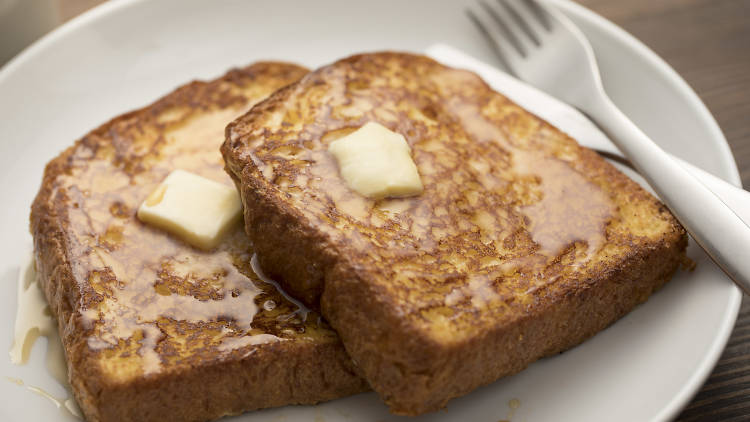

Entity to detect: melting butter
[5,377,81,418]
[9,251,82,419]
[10,253,55,365]
[218,333,283,352]
[26,385,82,418]
[5,376,23,386]
[507,398,520,420]
[327,121,424,200]
[498,398,521,422]
[136,169,243,250]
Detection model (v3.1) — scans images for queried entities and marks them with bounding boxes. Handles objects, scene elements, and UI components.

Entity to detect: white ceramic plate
[0,1,741,421]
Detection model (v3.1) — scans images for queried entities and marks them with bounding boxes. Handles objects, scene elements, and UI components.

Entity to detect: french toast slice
[222,53,688,415]
[30,62,368,422]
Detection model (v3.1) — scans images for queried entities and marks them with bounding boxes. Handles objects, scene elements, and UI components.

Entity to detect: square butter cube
[328,122,423,200]
[137,170,242,250]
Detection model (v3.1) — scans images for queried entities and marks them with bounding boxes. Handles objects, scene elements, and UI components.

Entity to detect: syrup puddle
[7,251,81,419]
[251,253,311,322]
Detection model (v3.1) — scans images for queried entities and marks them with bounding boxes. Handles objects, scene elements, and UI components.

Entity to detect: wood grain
[54,0,750,420]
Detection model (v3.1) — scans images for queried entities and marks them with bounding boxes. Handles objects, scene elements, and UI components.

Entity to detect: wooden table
[58,0,750,420]
[578,1,750,420]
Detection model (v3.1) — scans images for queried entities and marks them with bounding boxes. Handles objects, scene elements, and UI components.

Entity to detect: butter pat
[137,170,242,250]
[328,122,423,200]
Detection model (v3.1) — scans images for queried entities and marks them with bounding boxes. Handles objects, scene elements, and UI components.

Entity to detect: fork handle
[588,95,750,293]
[670,156,750,226]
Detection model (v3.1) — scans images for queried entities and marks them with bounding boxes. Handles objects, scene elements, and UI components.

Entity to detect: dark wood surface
[57,0,750,420]
[577,0,750,420]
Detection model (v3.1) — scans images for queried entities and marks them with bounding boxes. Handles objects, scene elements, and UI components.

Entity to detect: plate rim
[0,0,136,81]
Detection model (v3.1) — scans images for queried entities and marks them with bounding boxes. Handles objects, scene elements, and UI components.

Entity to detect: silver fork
[467,0,750,293]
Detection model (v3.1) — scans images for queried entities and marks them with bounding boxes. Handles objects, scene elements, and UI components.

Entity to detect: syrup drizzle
[48,73,328,379]
[237,59,615,316]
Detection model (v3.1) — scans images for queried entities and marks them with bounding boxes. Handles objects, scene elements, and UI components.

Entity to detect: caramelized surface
[225,53,674,342]
[45,63,338,382]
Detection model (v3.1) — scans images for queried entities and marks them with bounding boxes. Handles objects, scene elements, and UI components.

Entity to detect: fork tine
[497,0,540,46]
[466,8,518,73]
[477,0,527,57]
[520,0,553,31]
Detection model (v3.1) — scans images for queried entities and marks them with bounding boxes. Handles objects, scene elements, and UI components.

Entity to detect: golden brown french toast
[30,62,368,422]
[222,52,688,415]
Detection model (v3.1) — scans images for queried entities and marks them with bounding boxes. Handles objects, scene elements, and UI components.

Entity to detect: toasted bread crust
[222,53,687,415]
[323,221,685,413]
[31,62,368,422]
